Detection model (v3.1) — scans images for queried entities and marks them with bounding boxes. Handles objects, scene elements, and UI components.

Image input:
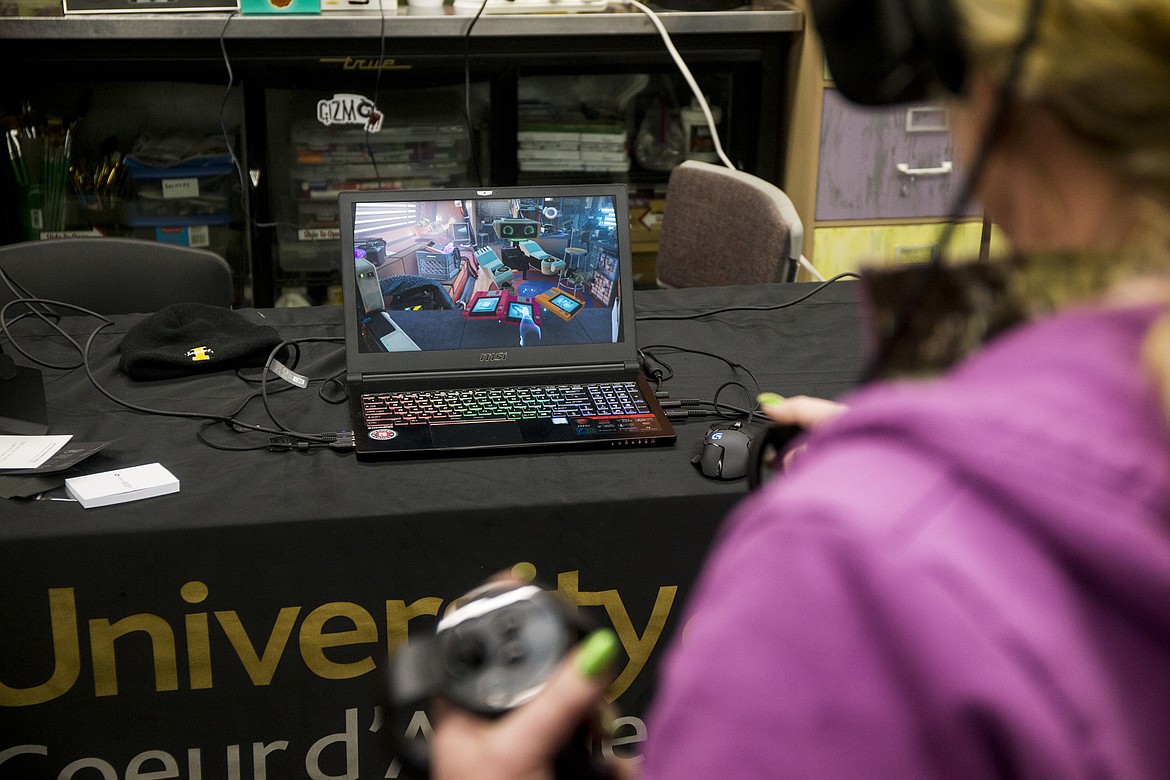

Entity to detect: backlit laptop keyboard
[361,381,650,427]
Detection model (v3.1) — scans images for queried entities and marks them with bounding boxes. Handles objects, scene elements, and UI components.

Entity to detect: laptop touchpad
[430,420,525,447]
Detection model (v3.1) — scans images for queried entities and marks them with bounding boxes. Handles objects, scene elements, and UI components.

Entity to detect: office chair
[655,160,806,287]
[0,237,235,315]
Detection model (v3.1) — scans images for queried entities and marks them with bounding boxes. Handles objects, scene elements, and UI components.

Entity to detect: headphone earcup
[808,0,967,105]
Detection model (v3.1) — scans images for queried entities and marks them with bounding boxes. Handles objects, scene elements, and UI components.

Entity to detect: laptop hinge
[360,362,629,383]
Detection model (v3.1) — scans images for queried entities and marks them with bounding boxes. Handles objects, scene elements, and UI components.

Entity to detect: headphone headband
[808,0,967,105]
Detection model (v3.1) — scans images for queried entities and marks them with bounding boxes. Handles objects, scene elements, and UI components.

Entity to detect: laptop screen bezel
[339,184,639,376]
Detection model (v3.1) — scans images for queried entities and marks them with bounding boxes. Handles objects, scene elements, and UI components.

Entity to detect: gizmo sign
[316,93,383,133]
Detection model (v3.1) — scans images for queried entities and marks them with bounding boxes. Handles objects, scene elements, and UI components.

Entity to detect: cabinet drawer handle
[895,243,939,264]
[905,106,949,133]
[896,161,953,177]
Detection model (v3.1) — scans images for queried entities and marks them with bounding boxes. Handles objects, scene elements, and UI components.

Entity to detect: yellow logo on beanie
[185,346,214,363]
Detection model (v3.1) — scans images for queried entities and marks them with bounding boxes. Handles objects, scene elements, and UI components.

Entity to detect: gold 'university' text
[0,568,678,708]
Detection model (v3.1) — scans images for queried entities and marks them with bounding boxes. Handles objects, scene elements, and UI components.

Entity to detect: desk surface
[0,282,862,777]
[3,281,863,540]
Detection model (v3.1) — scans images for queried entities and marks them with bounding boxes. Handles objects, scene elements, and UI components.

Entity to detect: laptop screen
[340,185,636,376]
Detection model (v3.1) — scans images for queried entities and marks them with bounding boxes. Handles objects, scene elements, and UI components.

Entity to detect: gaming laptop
[338,184,676,458]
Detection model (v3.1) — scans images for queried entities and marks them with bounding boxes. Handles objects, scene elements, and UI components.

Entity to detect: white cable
[798,255,825,281]
[627,0,820,283]
[623,0,737,171]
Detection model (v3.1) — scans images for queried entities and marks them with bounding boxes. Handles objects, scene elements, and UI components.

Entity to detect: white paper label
[298,227,341,241]
[270,359,309,389]
[187,225,211,248]
[162,177,200,199]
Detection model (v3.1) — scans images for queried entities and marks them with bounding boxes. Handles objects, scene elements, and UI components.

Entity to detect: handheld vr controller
[747,423,804,489]
[385,581,613,779]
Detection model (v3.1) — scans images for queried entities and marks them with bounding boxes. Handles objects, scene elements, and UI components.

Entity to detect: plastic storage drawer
[124,160,235,226]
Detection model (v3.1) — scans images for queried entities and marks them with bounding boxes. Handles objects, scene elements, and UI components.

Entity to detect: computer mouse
[692,424,753,480]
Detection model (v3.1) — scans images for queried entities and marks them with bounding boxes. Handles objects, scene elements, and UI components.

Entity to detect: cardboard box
[628,196,665,253]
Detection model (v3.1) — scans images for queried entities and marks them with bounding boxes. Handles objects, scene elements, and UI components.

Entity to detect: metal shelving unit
[1,1,803,304]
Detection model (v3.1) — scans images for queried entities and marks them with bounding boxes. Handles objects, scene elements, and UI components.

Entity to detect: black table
[0,281,863,779]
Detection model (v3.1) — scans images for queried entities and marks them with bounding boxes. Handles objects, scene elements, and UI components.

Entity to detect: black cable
[859,0,1047,383]
[1,296,91,371]
[196,386,281,452]
[637,347,673,389]
[258,336,346,438]
[712,379,757,423]
[217,12,252,227]
[364,0,391,189]
[936,0,1046,256]
[75,321,334,441]
[217,11,312,233]
[461,0,491,185]
[3,268,81,364]
[639,342,760,400]
[1,267,59,321]
[318,368,350,404]
[634,272,859,322]
[3,293,349,449]
[237,361,349,405]
[638,343,761,425]
[664,399,756,421]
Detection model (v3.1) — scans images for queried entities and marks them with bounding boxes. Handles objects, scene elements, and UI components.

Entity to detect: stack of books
[516,120,629,174]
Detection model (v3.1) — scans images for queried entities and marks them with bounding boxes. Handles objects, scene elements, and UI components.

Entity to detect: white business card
[65,463,180,509]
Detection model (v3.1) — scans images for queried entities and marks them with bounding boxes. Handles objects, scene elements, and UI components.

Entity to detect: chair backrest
[0,237,235,315]
[655,160,805,287]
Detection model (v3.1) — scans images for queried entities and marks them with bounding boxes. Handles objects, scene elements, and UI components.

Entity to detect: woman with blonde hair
[431,0,1170,777]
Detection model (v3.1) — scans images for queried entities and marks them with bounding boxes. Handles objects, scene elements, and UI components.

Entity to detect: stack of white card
[65,463,180,509]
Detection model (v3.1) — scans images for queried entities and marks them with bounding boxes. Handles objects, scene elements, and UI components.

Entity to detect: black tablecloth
[0,282,863,778]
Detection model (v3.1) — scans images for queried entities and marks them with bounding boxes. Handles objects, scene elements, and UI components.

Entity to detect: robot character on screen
[353,194,618,353]
[355,252,422,353]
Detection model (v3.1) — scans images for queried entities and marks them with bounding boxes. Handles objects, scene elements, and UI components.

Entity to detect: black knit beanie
[119,303,289,381]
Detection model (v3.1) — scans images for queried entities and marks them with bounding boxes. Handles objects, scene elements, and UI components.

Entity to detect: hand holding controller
[749,394,850,487]
[747,423,804,488]
[385,581,621,780]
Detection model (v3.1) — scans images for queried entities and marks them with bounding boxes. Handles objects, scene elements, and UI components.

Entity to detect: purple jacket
[642,303,1170,778]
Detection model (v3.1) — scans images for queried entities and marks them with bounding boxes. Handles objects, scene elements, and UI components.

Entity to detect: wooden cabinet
[815,91,973,222]
[784,0,1007,281]
[813,222,994,279]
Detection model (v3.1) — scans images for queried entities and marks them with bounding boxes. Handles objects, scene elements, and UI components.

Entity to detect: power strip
[452,0,609,14]
[321,0,397,11]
